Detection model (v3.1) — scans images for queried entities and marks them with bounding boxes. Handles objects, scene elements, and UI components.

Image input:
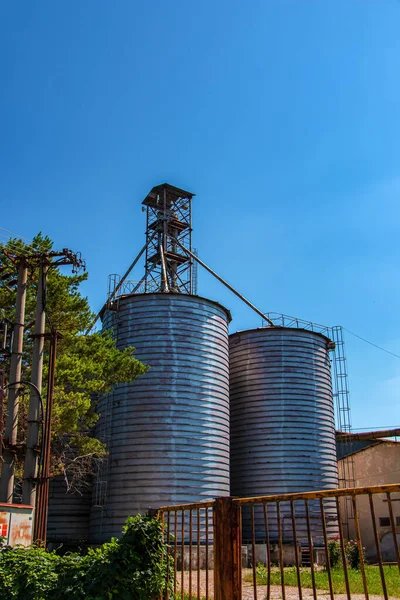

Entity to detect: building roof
[142,183,195,206]
[337,439,400,460]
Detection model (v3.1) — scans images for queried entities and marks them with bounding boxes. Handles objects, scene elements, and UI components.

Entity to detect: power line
[0,233,25,245]
[343,327,400,360]
[0,227,32,243]
[0,235,30,255]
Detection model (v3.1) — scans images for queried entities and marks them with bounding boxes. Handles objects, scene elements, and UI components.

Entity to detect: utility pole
[0,260,28,503]
[34,331,60,543]
[22,250,85,507]
[22,259,47,506]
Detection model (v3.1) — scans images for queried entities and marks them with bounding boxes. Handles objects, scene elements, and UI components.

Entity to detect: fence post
[214,497,242,600]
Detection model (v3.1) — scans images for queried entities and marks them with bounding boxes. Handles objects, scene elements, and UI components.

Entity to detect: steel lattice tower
[142,183,195,294]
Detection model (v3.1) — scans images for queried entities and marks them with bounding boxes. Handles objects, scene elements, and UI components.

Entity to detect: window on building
[379,517,391,527]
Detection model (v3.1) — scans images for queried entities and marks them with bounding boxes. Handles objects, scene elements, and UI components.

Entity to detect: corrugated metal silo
[230,327,338,543]
[47,476,91,546]
[90,293,231,542]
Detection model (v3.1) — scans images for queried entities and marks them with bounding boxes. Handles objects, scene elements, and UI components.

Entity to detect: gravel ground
[174,569,395,599]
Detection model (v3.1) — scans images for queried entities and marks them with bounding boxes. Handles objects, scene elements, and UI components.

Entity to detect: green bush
[0,515,171,600]
[345,539,366,570]
[328,536,341,568]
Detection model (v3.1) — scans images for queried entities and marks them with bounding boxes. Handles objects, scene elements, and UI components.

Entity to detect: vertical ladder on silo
[94,302,119,537]
[192,248,198,295]
[331,326,355,539]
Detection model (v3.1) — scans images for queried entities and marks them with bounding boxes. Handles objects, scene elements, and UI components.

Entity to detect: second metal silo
[90,293,231,542]
[230,326,338,544]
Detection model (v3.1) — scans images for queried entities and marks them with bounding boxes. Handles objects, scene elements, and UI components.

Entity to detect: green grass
[244,564,400,597]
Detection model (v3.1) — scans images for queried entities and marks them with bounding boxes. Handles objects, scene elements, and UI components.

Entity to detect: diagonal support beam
[172,238,274,326]
[86,231,157,334]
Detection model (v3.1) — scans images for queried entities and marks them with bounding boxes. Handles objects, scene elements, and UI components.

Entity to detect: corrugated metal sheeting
[229,327,338,542]
[47,476,91,545]
[90,293,231,542]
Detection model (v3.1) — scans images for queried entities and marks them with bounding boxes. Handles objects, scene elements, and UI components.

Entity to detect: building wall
[338,442,400,562]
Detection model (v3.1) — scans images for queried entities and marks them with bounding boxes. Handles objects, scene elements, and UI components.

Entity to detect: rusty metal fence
[157,483,400,600]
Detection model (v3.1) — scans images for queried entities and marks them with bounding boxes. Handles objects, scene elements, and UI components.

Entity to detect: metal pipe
[335,497,351,600]
[319,498,334,600]
[34,332,58,544]
[129,263,157,295]
[290,501,302,600]
[86,233,156,334]
[166,510,171,600]
[171,238,274,326]
[159,245,169,293]
[205,507,209,600]
[386,492,400,574]
[336,428,400,441]
[22,260,48,506]
[0,370,4,462]
[352,495,369,599]
[0,261,28,503]
[174,510,178,599]
[181,508,184,595]
[234,482,400,505]
[189,508,193,599]
[262,503,271,600]
[163,187,167,252]
[250,505,257,600]
[276,502,286,600]
[305,500,318,600]
[368,493,388,600]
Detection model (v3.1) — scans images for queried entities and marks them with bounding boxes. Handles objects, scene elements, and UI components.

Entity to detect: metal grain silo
[90,293,231,542]
[230,327,338,543]
[47,476,91,547]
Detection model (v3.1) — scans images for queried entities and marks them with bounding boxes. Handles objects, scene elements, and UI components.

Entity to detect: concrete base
[247,543,301,567]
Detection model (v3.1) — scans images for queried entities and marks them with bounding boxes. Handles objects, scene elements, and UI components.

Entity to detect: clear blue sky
[1,1,399,431]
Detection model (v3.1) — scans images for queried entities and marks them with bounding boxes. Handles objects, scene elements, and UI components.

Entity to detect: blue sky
[1,1,399,430]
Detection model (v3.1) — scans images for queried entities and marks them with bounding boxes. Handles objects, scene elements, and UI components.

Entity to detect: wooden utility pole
[0,260,28,503]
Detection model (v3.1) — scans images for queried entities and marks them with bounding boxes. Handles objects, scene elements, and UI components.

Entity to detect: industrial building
[338,439,400,562]
[48,183,349,546]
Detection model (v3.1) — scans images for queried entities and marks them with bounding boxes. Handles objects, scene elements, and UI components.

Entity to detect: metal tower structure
[87,182,273,334]
[142,183,194,294]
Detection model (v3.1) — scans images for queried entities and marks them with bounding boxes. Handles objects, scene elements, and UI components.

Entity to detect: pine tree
[0,233,147,491]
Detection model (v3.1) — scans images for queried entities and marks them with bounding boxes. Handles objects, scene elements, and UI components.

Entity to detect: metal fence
[157,483,400,600]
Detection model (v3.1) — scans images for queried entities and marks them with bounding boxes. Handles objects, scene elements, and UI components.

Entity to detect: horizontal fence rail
[157,483,400,600]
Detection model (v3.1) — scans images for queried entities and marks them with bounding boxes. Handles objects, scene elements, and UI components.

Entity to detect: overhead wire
[342,327,400,360]
[0,235,29,253]
[0,227,32,243]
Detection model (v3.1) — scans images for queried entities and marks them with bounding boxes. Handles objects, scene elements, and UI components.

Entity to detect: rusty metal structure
[34,331,61,544]
[158,482,400,600]
[229,327,339,542]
